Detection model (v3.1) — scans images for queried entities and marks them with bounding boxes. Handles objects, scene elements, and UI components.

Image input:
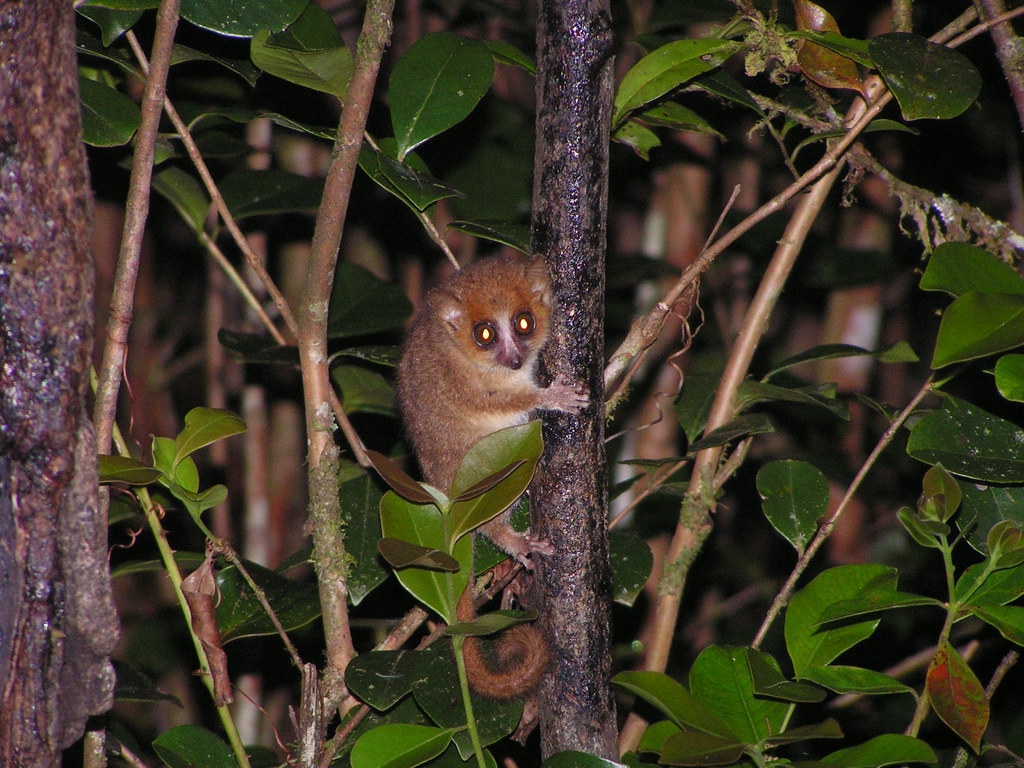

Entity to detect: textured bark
[530,0,616,757]
[0,1,118,763]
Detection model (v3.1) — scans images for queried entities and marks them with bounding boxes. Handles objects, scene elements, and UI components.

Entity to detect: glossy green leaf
[613,39,743,128]
[919,242,1024,296]
[390,32,494,159]
[485,40,535,74]
[995,353,1024,402]
[766,341,918,380]
[98,455,163,486]
[331,365,396,416]
[446,220,530,253]
[907,395,1024,482]
[786,565,893,676]
[793,30,873,67]
[174,408,246,467]
[610,531,654,607]
[249,4,352,97]
[152,434,193,487]
[449,423,542,543]
[612,119,662,160]
[611,671,735,739]
[152,725,236,768]
[956,562,1024,606]
[756,460,827,555]
[187,106,335,139]
[216,560,320,642]
[898,506,947,548]
[819,734,937,766]
[328,261,413,339]
[738,379,849,420]
[970,604,1024,646]
[169,44,259,85]
[637,720,682,755]
[76,30,137,75]
[659,731,746,766]
[870,33,981,120]
[350,723,454,768]
[926,641,989,752]
[79,76,140,147]
[675,370,721,444]
[345,650,420,711]
[77,5,142,45]
[180,0,304,37]
[377,538,459,571]
[340,469,388,605]
[817,590,939,622]
[932,292,1024,368]
[686,413,774,452]
[689,645,788,744]
[447,608,538,636]
[922,464,962,521]
[958,483,1024,555]
[635,101,723,137]
[217,329,297,365]
[152,166,209,233]
[379,492,471,624]
[357,145,465,212]
[218,169,323,218]
[167,482,227,534]
[768,718,844,746]
[114,663,182,704]
[746,648,825,702]
[800,665,913,695]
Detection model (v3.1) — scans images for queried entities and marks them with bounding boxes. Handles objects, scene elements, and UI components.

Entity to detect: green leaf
[80,0,156,9]
[610,531,654,607]
[216,560,320,642]
[340,469,388,605]
[180,0,305,37]
[746,648,825,702]
[926,641,989,752]
[634,101,723,138]
[932,292,1024,368]
[331,365,396,416]
[675,370,721,444]
[79,76,140,147]
[218,169,323,218]
[611,671,735,739]
[174,408,246,468]
[969,604,1024,646]
[446,220,531,253]
[922,464,962,521]
[756,460,827,556]
[98,455,163,486]
[786,565,893,676]
[249,3,352,98]
[447,608,538,636]
[167,483,228,534]
[379,493,470,624]
[659,731,746,766]
[794,1,863,94]
[957,562,1024,605]
[613,39,743,128]
[358,144,465,212]
[819,734,937,766]
[766,342,918,380]
[800,665,914,695]
[869,33,981,120]
[77,5,142,45]
[345,650,419,711]
[365,450,437,505]
[689,645,788,744]
[152,725,237,768]
[768,718,843,746]
[817,590,939,622]
[350,724,454,768]
[328,261,413,339]
[217,329,298,365]
[686,413,774,452]
[152,166,210,233]
[738,379,849,420]
[377,538,459,571]
[995,353,1024,402]
[919,242,1024,296]
[170,43,260,86]
[485,40,536,74]
[114,662,182,704]
[612,119,662,160]
[907,395,1024,482]
[959,483,1024,555]
[390,32,494,159]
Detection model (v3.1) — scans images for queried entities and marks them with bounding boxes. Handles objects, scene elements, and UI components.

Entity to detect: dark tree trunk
[531,0,617,757]
[0,1,118,763]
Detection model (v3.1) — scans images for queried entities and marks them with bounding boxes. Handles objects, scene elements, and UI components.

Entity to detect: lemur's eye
[513,311,535,336]
[473,321,498,347]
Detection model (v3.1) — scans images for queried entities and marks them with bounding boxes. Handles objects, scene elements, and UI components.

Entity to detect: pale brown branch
[93,0,180,454]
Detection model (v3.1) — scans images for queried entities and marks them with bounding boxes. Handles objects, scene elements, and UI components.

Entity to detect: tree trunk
[0,1,118,763]
[531,0,617,757]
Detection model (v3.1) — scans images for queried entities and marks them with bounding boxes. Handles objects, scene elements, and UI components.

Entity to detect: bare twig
[93,0,180,453]
[751,378,934,649]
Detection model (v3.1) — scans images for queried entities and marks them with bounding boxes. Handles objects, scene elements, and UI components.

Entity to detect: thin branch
[975,0,1024,130]
[751,378,934,649]
[93,0,180,454]
[124,31,299,342]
